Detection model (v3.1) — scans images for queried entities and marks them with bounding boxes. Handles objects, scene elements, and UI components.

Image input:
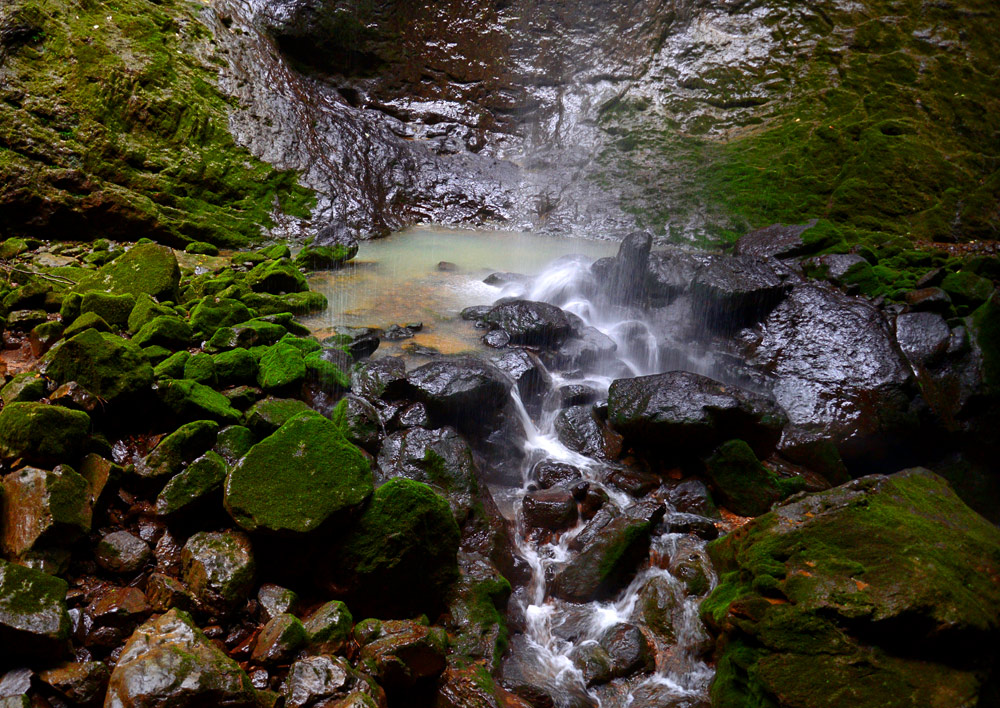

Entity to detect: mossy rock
[132,316,192,350]
[0,402,89,466]
[153,351,191,380]
[2,281,51,314]
[156,379,242,424]
[339,478,460,617]
[0,372,46,406]
[78,244,180,301]
[214,425,255,465]
[209,320,287,350]
[42,329,153,404]
[280,291,328,315]
[702,469,1000,708]
[213,348,257,386]
[63,313,111,339]
[705,440,804,517]
[127,294,175,334]
[304,350,351,391]
[941,271,995,312]
[256,342,307,393]
[0,559,72,660]
[0,238,29,260]
[189,297,254,338]
[245,259,308,294]
[79,292,135,327]
[135,420,220,483]
[185,241,220,256]
[183,353,217,386]
[1,465,93,561]
[294,244,357,271]
[224,413,372,534]
[244,397,315,437]
[970,291,1000,394]
[304,600,353,653]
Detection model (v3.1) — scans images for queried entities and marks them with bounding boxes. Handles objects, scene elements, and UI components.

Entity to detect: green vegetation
[0,0,314,247]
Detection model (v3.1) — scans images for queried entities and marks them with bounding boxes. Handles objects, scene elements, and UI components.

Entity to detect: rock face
[607,371,787,459]
[225,413,372,533]
[105,608,257,708]
[702,469,1000,708]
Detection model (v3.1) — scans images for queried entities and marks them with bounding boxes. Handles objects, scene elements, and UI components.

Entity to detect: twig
[1,262,76,286]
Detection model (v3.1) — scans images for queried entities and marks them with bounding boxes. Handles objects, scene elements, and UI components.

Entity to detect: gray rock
[598,623,654,678]
[522,488,578,531]
[357,619,448,688]
[257,584,299,622]
[180,531,255,614]
[303,600,353,653]
[896,312,951,367]
[0,560,71,660]
[484,300,574,347]
[405,356,512,430]
[734,221,815,259]
[554,405,622,460]
[283,655,357,708]
[95,531,152,574]
[376,426,477,514]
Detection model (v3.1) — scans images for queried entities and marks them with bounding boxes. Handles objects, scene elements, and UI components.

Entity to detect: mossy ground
[0,0,314,247]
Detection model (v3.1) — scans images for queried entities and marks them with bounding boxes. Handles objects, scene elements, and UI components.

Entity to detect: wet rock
[303,600,353,654]
[941,270,994,311]
[156,378,242,424]
[692,254,788,329]
[188,297,254,337]
[645,249,711,302]
[569,642,614,685]
[634,574,679,642]
[483,329,511,348]
[533,460,583,489]
[180,530,255,614]
[225,413,372,534]
[295,243,357,270]
[134,420,219,483]
[607,371,787,460]
[905,287,953,315]
[79,291,135,327]
[580,487,608,521]
[338,479,459,617]
[445,554,510,667]
[325,327,381,361]
[214,425,256,465]
[522,487,577,531]
[660,513,718,540]
[484,300,573,347]
[0,402,90,466]
[244,397,313,437]
[257,584,299,622]
[95,531,152,574]
[132,316,193,349]
[895,311,951,367]
[554,405,622,460]
[49,381,101,413]
[436,661,528,708]
[406,356,511,430]
[734,221,815,259]
[703,469,1000,708]
[501,634,596,708]
[144,574,198,614]
[352,358,407,400]
[551,504,663,602]
[246,259,308,294]
[283,655,364,708]
[0,560,71,660]
[666,479,717,517]
[705,440,803,517]
[0,372,45,405]
[461,305,493,322]
[376,426,477,515]
[604,467,660,497]
[358,619,448,688]
[0,465,92,565]
[155,451,227,516]
[38,661,109,706]
[252,613,307,665]
[599,623,654,678]
[491,348,551,411]
[397,402,430,429]
[546,326,618,370]
[603,231,653,305]
[78,586,150,650]
[748,284,915,463]
[333,394,382,451]
[257,341,307,393]
[558,384,599,407]
[314,223,361,258]
[106,608,256,707]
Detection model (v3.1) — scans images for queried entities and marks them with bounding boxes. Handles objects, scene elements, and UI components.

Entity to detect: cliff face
[1,0,998,248]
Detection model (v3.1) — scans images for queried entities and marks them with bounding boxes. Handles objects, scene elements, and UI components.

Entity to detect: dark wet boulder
[1,372,46,406]
[491,348,551,411]
[666,479,718,517]
[252,613,308,664]
[0,403,90,466]
[645,248,710,302]
[314,223,361,257]
[546,326,618,371]
[445,554,511,667]
[551,503,664,602]
[78,585,151,651]
[257,584,299,622]
[105,608,257,708]
[225,413,372,534]
[748,284,915,464]
[895,311,951,367]
[734,221,815,259]
[905,287,953,315]
[598,623,654,678]
[244,397,314,437]
[324,327,380,361]
[702,469,1000,708]
[607,371,786,459]
[501,634,596,708]
[42,329,153,404]
[357,619,448,688]
[692,254,789,330]
[376,426,477,516]
[78,243,180,301]
[554,405,622,460]
[600,231,653,305]
[295,242,358,270]
[522,487,577,530]
[181,531,255,615]
[283,654,374,708]
[304,600,353,654]
[483,300,573,347]
[338,479,460,617]
[38,661,110,706]
[95,531,152,574]
[705,440,804,517]
[533,460,583,489]
[406,356,511,430]
[134,420,219,482]
[352,357,407,400]
[603,467,660,497]
[0,560,71,660]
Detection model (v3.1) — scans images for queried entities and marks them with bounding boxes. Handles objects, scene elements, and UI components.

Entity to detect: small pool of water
[299,226,617,357]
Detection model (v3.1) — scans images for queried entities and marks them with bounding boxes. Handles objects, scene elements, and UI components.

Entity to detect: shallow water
[299,226,616,358]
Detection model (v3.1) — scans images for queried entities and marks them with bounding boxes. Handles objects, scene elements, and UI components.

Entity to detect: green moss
[0,0,314,245]
[183,352,217,385]
[127,294,175,334]
[256,341,306,393]
[246,259,308,295]
[706,440,804,517]
[77,244,180,301]
[137,419,219,481]
[189,297,254,337]
[0,402,90,465]
[154,350,191,380]
[304,350,351,391]
[63,313,111,339]
[0,372,46,405]
[156,378,241,424]
[304,600,353,651]
[212,348,256,385]
[155,450,227,515]
[214,425,255,463]
[133,315,192,349]
[42,328,153,403]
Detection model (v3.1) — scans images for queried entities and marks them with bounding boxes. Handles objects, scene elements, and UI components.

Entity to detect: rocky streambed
[0,221,997,708]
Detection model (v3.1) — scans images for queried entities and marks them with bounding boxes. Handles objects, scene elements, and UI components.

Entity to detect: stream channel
[303,226,719,708]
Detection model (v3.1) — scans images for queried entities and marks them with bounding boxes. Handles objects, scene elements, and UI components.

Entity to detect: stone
[95,531,152,574]
[554,405,622,460]
[132,315,193,349]
[49,381,101,413]
[546,326,618,371]
[78,243,180,301]
[522,488,577,530]
[144,574,198,614]
[134,420,219,482]
[156,379,242,424]
[491,348,552,411]
[79,291,135,327]
[313,223,360,261]
[225,413,372,534]
[352,357,407,400]
[734,221,815,259]
[0,559,71,660]
[153,350,190,379]
[905,287,953,314]
[323,327,380,361]
[598,623,654,678]
[405,357,512,430]
[705,440,803,517]
[79,586,151,650]
[77,453,121,507]
[5,309,48,331]
[28,320,64,356]
[42,329,153,404]
[257,341,307,393]
[339,479,460,617]
[127,294,175,334]
[331,395,381,451]
[155,452,227,516]
[294,244,356,270]
[445,555,511,667]
[0,465,92,560]
[105,609,256,707]
[607,370,787,459]
[213,348,257,385]
[63,313,112,339]
[376,426,478,515]
[246,259,308,294]
[702,469,1000,708]
[245,396,314,437]
[666,479,717,517]
[214,425,255,465]
[38,661,109,706]
[484,300,573,347]
[189,297,254,337]
[692,253,789,329]
[941,270,994,310]
[257,585,299,622]
[252,613,308,665]
[182,353,216,385]
[533,460,583,489]
[181,531,256,614]
[358,619,448,688]
[0,372,45,406]
[895,312,951,367]
[303,600,353,653]
[569,642,614,685]
[283,655,367,708]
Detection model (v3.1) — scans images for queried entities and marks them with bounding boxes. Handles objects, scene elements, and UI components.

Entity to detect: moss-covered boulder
[338,478,460,617]
[79,291,135,327]
[213,348,257,386]
[214,425,256,465]
[705,440,805,517]
[256,341,307,393]
[189,297,254,338]
[303,600,353,653]
[134,420,219,482]
[78,244,180,301]
[155,379,242,424]
[0,403,89,466]
[224,413,372,533]
[244,397,315,437]
[0,559,72,660]
[62,312,111,339]
[42,329,153,404]
[181,530,255,614]
[127,294,175,334]
[246,259,308,294]
[155,452,228,517]
[153,351,190,380]
[702,469,1000,708]
[0,372,46,405]
[132,315,192,349]
[209,320,287,350]
[294,243,358,270]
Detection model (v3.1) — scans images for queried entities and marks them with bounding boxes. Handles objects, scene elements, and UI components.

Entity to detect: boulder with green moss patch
[79,244,180,301]
[0,559,72,660]
[79,291,135,327]
[62,313,111,339]
[303,600,353,653]
[338,478,460,617]
[153,350,190,380]
[244,397,315,437]
[209,320,287,350]
[225,413,372,534]
[0,402,90,466]
[214,425,255,465]
[42,329,153,404]
[189,297,254,337]
[127,294,175,334]
[0,372,46,405]
[213,348,257,385]
[0,465,93,563]
[135,420,219,483]
[181,530,255,614]
[132,315,192,349]
[155,379,241,424]
[246,259,308,294]
[155,451,227,517]
[702,469,1000,708]
[257,341,307,393]
[705,440,805,517]
[183,353,217,386]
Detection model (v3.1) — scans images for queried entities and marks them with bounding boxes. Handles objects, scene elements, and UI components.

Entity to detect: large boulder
[0,403,90,466]
[357,619,448,688]
[607,371,787,459]
[483,300,574,347]
[405,357,512,430]
[78,243,180,301]
[733,221,816,259]
[338,478,460,617]
[0,560,71,660]
[691,253,789,330]
[225,413,372,533]
[702,469,1000,708]
[181,531,255,614]
[1,465,92,565]
[42,329,153,404]
[105,608,257,708]
[748,283,916,464]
